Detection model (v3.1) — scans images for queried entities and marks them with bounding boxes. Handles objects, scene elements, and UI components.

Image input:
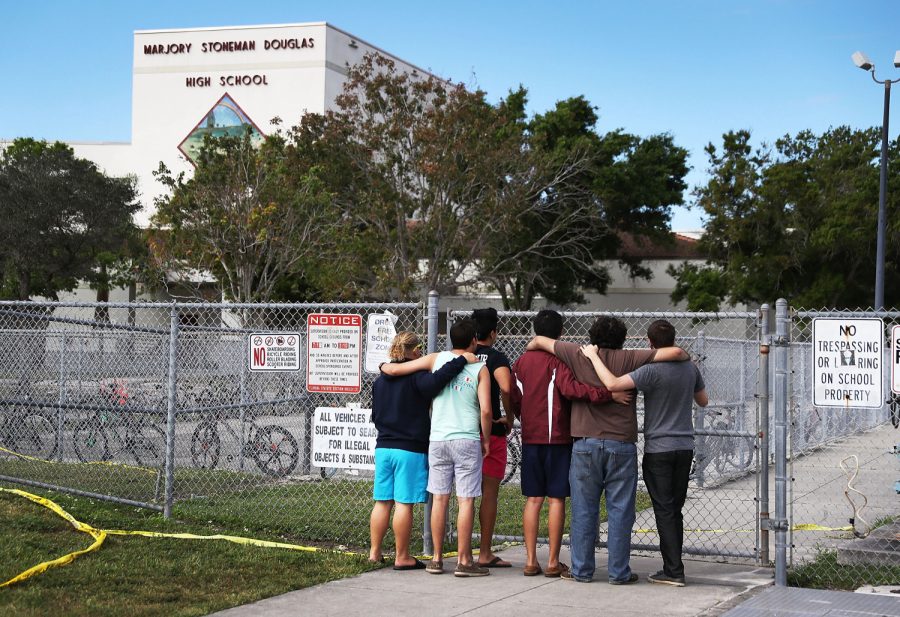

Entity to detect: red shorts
[482,434,508,479]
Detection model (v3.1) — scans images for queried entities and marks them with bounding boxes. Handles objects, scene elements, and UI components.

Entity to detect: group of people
[369,308,707,585]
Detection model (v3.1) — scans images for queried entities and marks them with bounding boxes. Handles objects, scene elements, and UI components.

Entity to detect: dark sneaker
[426,560,444,574]
[609,572,639,585]
[544,562,569,578]
[560,568,590,582]
[454,563,490,577]
[648,570,686,587]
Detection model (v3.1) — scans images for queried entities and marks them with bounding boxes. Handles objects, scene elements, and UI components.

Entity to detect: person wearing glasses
[370,331,478,570]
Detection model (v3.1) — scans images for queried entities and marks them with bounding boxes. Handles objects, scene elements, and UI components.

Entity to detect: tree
[480,95,689,309]
[0,138,140,300]
[151,129,338,303]
[671,127,900,310]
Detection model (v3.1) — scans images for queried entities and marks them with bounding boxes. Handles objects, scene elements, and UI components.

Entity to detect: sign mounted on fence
[248,332,301,371]
[364,312,397,374]
[306,313,362,393]
[311,405,376,470]
[812,318,883,408]
[892,325,900,395]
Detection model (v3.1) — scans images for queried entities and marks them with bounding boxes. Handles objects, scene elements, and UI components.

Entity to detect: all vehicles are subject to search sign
[306,313,362,393]
[311,406,377,470]
[812,318,883,408]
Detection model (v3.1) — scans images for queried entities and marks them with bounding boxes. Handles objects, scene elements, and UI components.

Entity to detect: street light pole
[876,80,890,310]
[852,51,900,310]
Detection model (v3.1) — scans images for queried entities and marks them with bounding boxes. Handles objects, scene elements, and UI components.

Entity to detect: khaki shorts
[427,439,483,498]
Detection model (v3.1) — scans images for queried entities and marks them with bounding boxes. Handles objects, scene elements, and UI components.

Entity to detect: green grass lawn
[787,549,900,590]
[0,485,378,617]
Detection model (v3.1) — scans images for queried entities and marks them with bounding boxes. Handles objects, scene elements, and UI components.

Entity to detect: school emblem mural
[178,93,264,165]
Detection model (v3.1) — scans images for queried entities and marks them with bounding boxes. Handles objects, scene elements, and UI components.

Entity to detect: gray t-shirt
[630,361,705,454]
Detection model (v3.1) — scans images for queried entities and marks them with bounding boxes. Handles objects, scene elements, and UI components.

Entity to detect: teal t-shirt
[430,351,484,441]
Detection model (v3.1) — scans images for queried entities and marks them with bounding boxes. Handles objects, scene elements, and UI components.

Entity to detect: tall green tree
[0,138,139,300]
[671,127,900,309]
[151,129,337,303]
[481,94,689,309]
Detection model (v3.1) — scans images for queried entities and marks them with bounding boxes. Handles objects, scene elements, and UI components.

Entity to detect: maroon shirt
[554,341,656,443]
[511,349,612,445]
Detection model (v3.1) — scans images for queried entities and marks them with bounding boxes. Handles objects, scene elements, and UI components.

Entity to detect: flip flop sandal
[393,558,427,571]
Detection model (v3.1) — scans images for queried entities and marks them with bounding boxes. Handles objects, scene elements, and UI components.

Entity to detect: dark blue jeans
[642,449,693,577]
[569,438,637,582]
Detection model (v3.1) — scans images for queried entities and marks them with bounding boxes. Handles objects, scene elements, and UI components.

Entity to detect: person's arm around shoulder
[477,365,492,457]
[380,352,438,377]
[413,352,478,399]
[553,359,613,404]
[580,344,635,392]
[651,346,690,362]
[525,336,557,354]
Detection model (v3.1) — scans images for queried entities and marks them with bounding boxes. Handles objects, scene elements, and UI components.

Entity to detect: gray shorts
[427,439,483,498]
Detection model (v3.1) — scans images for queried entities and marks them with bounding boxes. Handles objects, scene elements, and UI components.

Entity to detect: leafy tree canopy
[0,138,139,300]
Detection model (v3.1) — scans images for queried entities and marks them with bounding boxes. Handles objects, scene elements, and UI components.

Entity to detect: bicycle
[189,386,299,478]
[691,403,756,481]
[0,398,58,461]
[72,380,166,468]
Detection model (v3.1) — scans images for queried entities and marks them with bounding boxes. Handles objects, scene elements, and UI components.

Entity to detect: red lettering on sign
[308,314,362,326]
[253,348,266,366]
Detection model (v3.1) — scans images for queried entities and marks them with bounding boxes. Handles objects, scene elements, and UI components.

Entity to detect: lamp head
[852,51,874,71]
[894,50,900,68]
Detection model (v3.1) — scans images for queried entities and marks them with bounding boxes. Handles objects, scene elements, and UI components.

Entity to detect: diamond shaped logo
[178,93,265,166]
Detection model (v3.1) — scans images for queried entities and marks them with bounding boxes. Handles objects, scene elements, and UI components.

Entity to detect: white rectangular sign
[812,318,883,408]
[306,313,362,393]
[892,325,900,395]
[248,332,300,372]
[364,313,397,373]
[311,406,377,470]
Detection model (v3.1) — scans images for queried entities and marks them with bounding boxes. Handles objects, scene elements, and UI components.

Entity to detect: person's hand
[481,437,490,458]
[612,390,633,406]
[580,344,598,359]
[493,413,514,434]
[462,352,478,364]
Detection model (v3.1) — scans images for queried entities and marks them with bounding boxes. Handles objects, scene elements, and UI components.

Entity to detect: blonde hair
[388,331,420,361]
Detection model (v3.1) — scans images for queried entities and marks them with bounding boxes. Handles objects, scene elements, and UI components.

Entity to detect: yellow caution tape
[0,488,362,588]
[0,445,158,475]
[0,488,107,588]
[791,523,853,532]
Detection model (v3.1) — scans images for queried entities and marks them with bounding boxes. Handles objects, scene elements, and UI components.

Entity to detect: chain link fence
[2,297,896,588]
[447,308,764,563]
[783,307,900,589]
[0,300,424,550]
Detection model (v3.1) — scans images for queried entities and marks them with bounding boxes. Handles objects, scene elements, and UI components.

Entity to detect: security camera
[852,51,874,71]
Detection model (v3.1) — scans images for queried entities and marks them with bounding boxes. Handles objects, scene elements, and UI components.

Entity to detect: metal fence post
[423,291,439,555]
[426,290,439,354]
[773,299,790,585]
[757,304,770,565]
[163,303,180,519]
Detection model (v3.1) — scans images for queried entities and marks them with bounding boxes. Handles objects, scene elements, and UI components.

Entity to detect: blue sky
[2,0,899,229]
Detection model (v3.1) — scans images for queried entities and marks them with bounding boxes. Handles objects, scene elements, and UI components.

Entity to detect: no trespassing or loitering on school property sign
[812,318,883,408]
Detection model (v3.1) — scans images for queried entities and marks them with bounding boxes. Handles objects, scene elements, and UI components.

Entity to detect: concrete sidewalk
[210,545,774,617]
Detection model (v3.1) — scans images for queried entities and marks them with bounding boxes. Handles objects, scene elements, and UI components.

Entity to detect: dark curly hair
[588,316,627,349]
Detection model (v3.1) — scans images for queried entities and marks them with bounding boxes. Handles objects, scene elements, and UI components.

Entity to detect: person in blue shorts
[369,331,477,569]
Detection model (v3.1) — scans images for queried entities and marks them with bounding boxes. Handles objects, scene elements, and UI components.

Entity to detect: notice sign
[364,313,397,373]
[307,313,362,393]
[812,318,883,408]
[248,332,300,372]
[892,325,900,395]
[311,406,376,470]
